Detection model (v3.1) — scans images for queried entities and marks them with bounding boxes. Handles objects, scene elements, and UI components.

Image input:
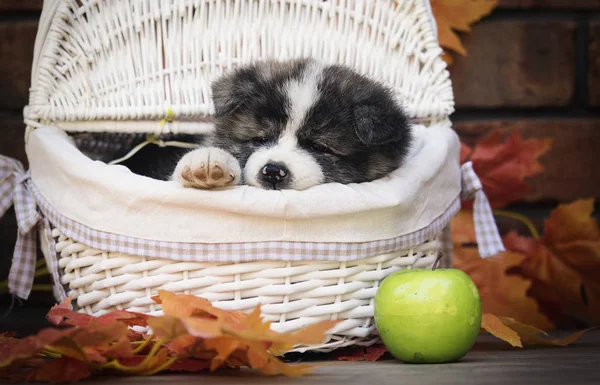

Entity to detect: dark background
[0,0,599,332]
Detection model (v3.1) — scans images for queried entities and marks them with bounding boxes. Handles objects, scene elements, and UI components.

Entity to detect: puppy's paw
[173,147,241,189]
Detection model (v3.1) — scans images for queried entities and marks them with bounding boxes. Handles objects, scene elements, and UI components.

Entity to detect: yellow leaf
[481,313,522,347]
[492,316,594,347]
[203,337,240,371]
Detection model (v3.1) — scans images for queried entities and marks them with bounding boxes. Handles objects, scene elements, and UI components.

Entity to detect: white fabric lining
[26,120,461,244]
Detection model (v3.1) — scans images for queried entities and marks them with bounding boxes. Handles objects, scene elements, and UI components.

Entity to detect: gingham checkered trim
[461,161,505,258]
[29,180,459,263]
[1,153,505,299]
[0,155,41,299]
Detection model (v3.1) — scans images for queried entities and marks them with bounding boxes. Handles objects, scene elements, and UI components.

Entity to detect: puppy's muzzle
[260,163,289,189]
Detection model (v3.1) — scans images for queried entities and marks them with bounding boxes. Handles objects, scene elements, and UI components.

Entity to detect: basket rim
[25,119,461,247]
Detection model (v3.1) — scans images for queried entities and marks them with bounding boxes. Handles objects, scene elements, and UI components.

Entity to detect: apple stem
[432,253,443,271]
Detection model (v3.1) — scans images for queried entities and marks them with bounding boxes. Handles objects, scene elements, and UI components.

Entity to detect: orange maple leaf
[451,212,553,330]
[1,291,339,381]
[430,0,498,61]
[544,199,600,283]
[504,199,600,327]
[151,290,337,374]
[462,130,554,208]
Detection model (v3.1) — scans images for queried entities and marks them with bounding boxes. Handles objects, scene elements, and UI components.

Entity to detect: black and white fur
[173,58,412,190]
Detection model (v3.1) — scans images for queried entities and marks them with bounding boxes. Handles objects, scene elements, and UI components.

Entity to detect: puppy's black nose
[261,163,289,188]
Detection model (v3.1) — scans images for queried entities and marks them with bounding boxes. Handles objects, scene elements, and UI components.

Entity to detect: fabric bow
[0,154,40,299]
[461,161,505,258]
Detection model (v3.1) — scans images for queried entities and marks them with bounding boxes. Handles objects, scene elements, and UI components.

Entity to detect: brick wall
[0,1,599,308]
[452,0,600,203]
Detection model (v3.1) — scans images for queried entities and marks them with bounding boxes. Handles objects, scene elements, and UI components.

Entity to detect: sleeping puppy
[173,58,412,190]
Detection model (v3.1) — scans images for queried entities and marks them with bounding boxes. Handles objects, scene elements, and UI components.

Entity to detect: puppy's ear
[211,66,260,116]
[353,103,411,146]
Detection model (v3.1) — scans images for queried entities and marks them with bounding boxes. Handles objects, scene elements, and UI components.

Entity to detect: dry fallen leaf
[461,130,554,208]
[543,199,600,284]
[430,0,498,61]
[12,358,91,384]
[481,313,522,347]
[452,212,553,330]
[0,291,339,382]
[504,199,600,327]
[482,313,593,347]
[334,344,389,362]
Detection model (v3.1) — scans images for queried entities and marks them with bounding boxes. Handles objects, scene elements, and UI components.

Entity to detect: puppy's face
[210,59,412,190]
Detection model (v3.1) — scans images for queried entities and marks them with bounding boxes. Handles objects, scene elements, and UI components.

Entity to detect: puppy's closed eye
[300,139,337,155]
[307,140,331,153]
[248,136,270,146]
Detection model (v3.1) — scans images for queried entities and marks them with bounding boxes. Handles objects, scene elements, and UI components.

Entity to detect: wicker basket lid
[24,0,454,133]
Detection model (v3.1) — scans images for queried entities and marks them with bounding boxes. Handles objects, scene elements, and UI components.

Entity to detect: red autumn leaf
[0,328,77,368]
[168,334,207,358]
[167,358,211,372]
[48,299,148,328]
[543,199,600,283]
[99,335,134,360]
[460,142,473,164]
[2,291,340,380]
[49,322,130,364]
[451,212,553,330]
[504,199,600,326]
[0,320,129,371]
[464,130,553,208]
[46,298,93,327]
[13,358,91,383]
[335,344,389,362]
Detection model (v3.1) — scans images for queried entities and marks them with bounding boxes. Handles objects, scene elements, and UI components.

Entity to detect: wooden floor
[76,330,600,385]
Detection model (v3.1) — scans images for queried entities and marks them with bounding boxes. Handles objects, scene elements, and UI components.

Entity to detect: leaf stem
[143,356,179,375]
[132,336,153,354]
[493,210,541,240]
[39,349,63,358]
[103,337,168,373]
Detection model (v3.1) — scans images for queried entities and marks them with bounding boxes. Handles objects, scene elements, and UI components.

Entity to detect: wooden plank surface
[68,331,600,385]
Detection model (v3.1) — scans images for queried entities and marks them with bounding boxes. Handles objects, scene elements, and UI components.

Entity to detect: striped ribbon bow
[0,154,40,299]
[461,161,505,258]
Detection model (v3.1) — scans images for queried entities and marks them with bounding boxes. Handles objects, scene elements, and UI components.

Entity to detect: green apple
[374,268,482,364]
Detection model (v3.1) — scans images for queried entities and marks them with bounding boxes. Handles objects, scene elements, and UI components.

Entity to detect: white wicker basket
[0,0,504,353]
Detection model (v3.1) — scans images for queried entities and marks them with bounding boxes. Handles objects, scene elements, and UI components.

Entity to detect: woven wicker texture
[21,0,457,352]
[54,227,440,352]
[25,0,453,131]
